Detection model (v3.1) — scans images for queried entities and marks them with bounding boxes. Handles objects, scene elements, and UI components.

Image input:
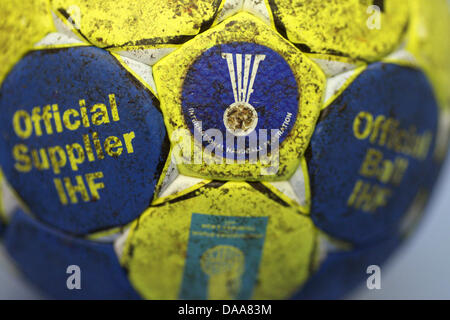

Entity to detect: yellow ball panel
[121,181,317,299]
[267,0,409,61]
[50,0,223,47]
[0,0,54,82]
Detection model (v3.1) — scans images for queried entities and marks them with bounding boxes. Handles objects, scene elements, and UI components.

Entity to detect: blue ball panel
[308,63,439,244]
[292,237,400,300]
[4,209,140,299]
[0,46,168,234]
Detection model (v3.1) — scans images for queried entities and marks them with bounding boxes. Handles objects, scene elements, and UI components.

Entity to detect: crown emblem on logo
[221,53,266,136]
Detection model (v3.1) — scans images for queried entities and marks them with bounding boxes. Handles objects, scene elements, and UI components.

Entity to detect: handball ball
[0,0,448,299]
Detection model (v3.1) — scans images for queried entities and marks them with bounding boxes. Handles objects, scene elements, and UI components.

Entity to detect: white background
[350,153,450,299]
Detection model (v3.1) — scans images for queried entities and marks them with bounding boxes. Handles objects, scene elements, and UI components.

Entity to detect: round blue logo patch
[181,42,299,158]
